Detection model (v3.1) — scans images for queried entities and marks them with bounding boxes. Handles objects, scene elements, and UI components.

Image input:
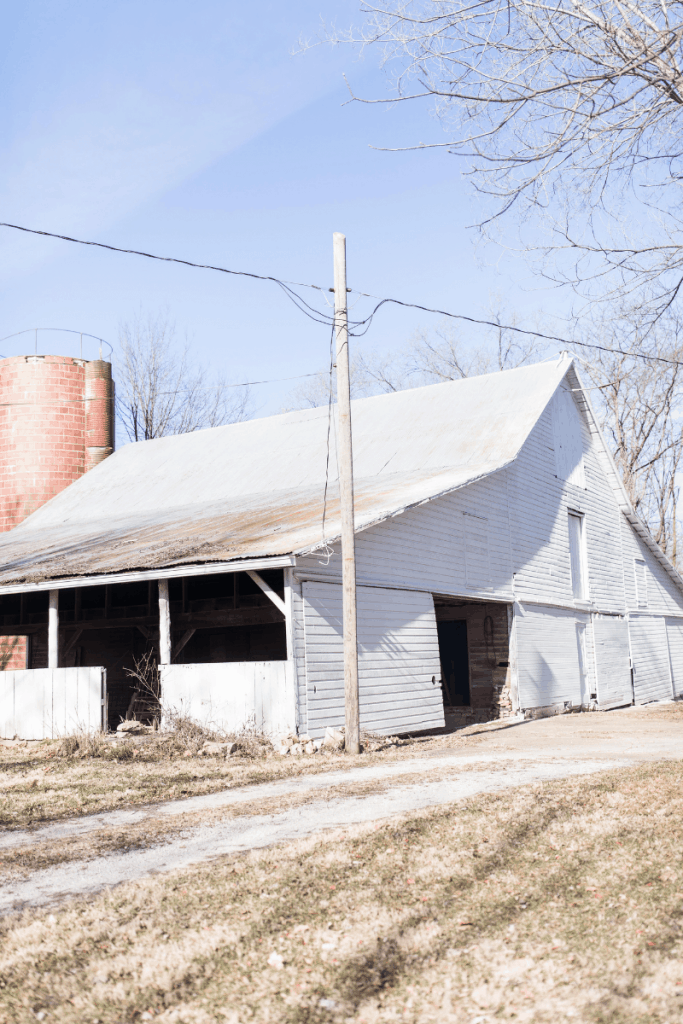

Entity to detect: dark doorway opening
[437,619,470,707]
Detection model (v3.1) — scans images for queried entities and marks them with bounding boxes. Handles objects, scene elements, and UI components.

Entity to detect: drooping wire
[3,220,682,368]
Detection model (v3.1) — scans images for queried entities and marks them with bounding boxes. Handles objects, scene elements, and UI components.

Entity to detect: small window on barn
[464,512,491,590]
[634,559,647,608]
[552,387,586,489]
[568,511,587,600]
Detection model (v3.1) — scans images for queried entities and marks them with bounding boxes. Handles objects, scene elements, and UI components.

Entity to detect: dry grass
[2,760,683,1023]
[0,730,440,832]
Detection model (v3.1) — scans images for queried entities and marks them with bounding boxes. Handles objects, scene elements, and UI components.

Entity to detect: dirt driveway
[2,703,682,915]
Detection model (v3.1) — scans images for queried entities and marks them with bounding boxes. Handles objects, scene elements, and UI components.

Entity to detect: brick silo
[0,354,115,533]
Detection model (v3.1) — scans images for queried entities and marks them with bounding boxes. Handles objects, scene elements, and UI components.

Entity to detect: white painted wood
[302,582,444,738]
[593,615,631,708]
[159,661,292,737]
[0,667,106,739]
[576,622,589,703]
[158,579,171,665]
[464,513,491,590]
[552,386,586,488]
[48,590,59,669]
[246,570,286,615]
[666,618,683,698]
[629,616,673,704]
[515,604,583,709]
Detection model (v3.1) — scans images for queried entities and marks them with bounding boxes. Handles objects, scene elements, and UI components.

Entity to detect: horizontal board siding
[593,615,631,708]
[621,518,683,615]
[666,618,683,698]
[303,581,444,738]
[297,470,513,601]
[516,605,584,709]
[629,616,672,704]
[510,400,626,612]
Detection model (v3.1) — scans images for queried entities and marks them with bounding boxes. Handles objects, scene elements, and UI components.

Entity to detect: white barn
[0,353,680,740]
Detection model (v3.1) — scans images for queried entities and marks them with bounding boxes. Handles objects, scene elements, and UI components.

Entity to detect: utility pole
[333,232,360,754]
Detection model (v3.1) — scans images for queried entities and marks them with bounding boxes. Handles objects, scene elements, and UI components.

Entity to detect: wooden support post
[333,232,360,754]
[48,590,59,669]
[158,579,171,665]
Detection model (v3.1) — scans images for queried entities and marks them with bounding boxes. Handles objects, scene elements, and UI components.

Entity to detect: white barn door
[666,618,683,698]
[629,617,672,704]
[302,582,444,738]
[593,615,632,709]
[515,605,587,710]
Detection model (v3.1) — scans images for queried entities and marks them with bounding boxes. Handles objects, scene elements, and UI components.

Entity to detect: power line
[0,370,321,407]
[2,220,681,369]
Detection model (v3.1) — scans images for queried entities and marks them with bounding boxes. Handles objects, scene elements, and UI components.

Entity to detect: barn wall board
[593,615,632,708]
[666,618,683,698]
[303,581,444,738]
[515,604,586,710]
[629,616,673,704]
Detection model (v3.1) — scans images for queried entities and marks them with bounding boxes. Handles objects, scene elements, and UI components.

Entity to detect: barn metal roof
[0,355,575,588]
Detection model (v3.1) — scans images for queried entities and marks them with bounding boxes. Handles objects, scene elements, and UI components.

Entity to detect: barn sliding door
[302,582,444,738]
[629,616,672,704]
[593,615,631,709]
[666,618,683,698]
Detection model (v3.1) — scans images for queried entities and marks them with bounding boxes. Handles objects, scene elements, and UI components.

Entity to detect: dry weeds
[2,760,683,1022]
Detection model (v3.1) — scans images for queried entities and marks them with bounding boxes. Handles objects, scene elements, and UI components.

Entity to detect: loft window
[634,559,647,608]
[568,511,587,600]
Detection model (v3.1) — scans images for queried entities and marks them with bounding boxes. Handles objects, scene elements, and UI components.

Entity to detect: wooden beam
[0,606,284,635]
[136,625,151,639]
[64,629,84,658]
[245,570,285,615]
[173,628,196,661]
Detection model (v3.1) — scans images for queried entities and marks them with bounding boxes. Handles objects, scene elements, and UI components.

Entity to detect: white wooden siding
[464,513,491,589]
[0,667,106,739]
[621,516,683,615]
[628,616,673,704]
[302,581,444,738]
[552,386,586,488]
[593,615,631,708]
[515,605,586,709]
[296,468,513,602]
[666,618,683,698]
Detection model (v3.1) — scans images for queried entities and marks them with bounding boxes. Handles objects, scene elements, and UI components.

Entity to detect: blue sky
[0,0,568,418]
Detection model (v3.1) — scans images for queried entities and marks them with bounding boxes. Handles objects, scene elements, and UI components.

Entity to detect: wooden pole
[48,589,59,669]
[333,232,360,754]
[158,579,172,665]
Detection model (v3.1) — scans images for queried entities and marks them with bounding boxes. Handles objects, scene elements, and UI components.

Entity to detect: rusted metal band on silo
[85,360,114,471]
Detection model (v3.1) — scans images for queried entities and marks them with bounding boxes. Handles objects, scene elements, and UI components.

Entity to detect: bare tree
[328,1,683,325]
[116,312,252,442]
[576,308,683,564]
[286,306,547,408]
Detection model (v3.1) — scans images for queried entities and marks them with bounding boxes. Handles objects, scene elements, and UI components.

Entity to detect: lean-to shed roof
[0,355,576,587]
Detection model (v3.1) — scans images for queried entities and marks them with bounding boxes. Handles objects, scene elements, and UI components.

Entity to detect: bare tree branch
[116,311,252,442]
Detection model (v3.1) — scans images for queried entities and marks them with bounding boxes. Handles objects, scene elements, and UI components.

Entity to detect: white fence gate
[0,667,106,739]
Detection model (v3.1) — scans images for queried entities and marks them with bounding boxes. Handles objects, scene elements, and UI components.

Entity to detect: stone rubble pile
[200,740,239,757]
[278,725,347,756]
[116,720,154,736]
